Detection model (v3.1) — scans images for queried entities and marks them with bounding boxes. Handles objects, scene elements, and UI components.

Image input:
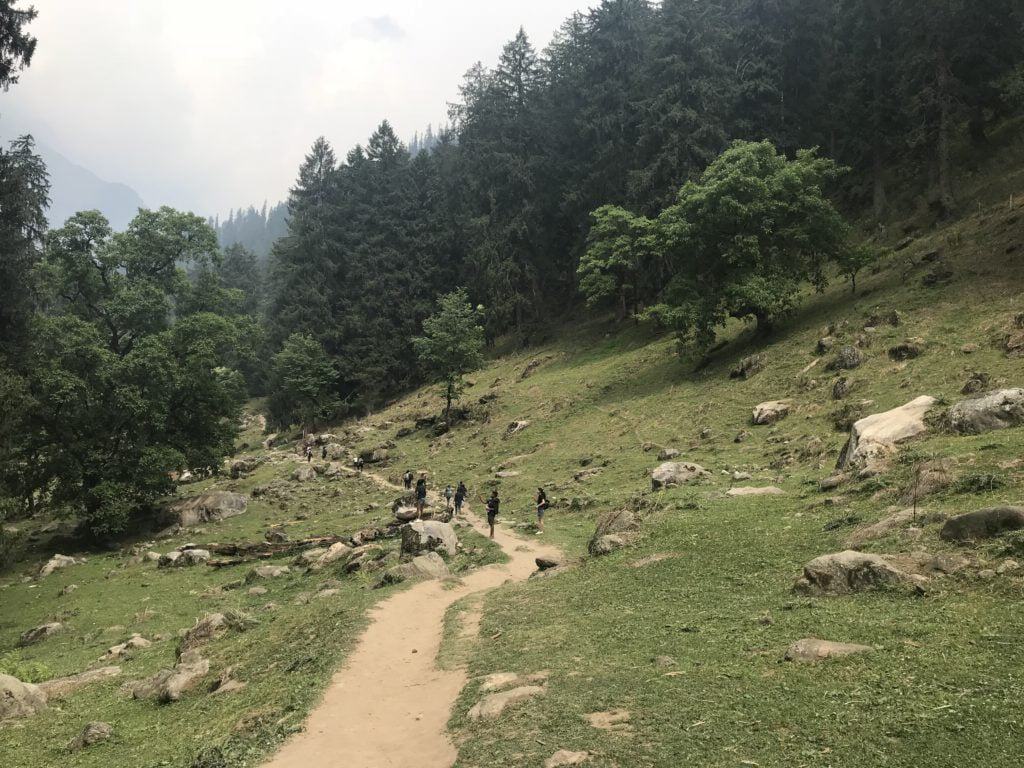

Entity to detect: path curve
[264,470,561,768]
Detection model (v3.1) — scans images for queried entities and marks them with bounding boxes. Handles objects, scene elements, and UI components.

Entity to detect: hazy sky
[2,0,594,218]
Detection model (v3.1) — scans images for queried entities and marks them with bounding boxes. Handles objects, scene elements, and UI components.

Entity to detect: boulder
[378,552,451,586]
[505,420,530,438]
[159,548,210,568]
[394,506,419,523]
[229,456,263,478]
[947,389,1024,434]
[589,534,626,556]
[38,553,78,579]
[324,443,347,461]
[784,638,873,662]
[829,345,863,371]
[888,338,925,361]
[536,556,562,571]
[651,461,710,490]
[817,337,836,355]
[18,622,63,647]
[130,650,209,703]
[657,447,680,461]
[832,377,852,400]
[400,520,458,557]
[103,633,151,660]
[292,465,317,482]
[939,507,1024,543]
[726,486,785,497]
[0,675,47,720]
[794,550,921,596]
[37,667,121,701]
[495,470,521,479]
[730,354,766,380]
[752,400,791,425]
[179,611,254,653]
[169,491,248,527]
[307,542,352,571]
[68,721,114,750]
[836,396,936,470]
[468,685,545,721]
[246,565,290,583]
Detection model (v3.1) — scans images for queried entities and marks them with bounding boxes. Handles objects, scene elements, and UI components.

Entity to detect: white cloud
[2,0,595,216]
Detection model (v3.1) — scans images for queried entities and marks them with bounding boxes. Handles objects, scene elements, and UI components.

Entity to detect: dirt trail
[264,469,561,768]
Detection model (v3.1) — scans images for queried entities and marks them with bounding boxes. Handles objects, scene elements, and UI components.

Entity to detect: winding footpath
[264,469,561,768]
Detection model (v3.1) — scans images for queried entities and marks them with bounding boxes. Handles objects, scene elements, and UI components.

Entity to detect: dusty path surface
[264,470,561,768]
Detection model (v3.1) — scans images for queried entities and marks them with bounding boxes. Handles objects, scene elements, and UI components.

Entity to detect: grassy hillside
[3,138,1024,767]
[343,184,1024,766]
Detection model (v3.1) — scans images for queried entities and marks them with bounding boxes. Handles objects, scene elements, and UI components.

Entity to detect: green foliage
[0,0,37,90]
[412,289,485,420]
[578,205,654,321]
[267,333,339,430]
[588,141,851,349]
[1,210,248,536]
[0,652,51,684]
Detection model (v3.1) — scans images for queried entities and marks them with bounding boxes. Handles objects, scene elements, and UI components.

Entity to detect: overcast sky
[2,0,594,218]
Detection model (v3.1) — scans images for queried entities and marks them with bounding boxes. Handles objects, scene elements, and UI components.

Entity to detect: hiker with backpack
[321,444,328,460]
[403,470,413,490]
[454,481,467,516]
[535,487,549,533]
[443,484,454,511]
[480,489,500,539]
[415,473,428,517]
[305,445,313,463]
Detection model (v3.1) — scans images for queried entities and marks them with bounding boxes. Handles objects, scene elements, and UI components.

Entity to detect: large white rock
[726,486,785,497]
[0,674,47,719]
[651,461,710,490]
[752,400,792,425]
[168,491,248,527]
[38,553,78,579]
[948,389,1024,434]
[400,520,458,557]
[837,396,936,469]
[794,550,921,596]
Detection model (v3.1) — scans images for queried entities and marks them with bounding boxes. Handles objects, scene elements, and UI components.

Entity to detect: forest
[2,0,1024,537]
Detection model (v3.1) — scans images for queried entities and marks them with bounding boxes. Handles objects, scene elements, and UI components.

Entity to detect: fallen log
[206,535,350,565]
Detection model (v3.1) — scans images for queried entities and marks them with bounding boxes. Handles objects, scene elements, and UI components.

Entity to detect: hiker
[454,481,467,516]
[535,487,549,533]
[480,490,500,539]
[443,484,454,511]
[321,445,328,460]
[305,445,313,463]
[403,470,413,490]
[415,473,428,517]
[355,455,364,473]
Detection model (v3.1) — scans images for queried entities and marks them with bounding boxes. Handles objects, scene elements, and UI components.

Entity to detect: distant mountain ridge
[36,143,146,231]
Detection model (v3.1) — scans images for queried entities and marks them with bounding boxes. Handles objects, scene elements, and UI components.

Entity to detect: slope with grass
[337,186,1024,766]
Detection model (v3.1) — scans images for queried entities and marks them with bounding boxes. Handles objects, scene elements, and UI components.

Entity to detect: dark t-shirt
[415,480,427,499]
[486,497,500,519]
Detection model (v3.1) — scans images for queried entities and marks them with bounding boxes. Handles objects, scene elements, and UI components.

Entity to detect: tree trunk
[444,380,454,423]
[935,47,956,218]
[616,287,627,323]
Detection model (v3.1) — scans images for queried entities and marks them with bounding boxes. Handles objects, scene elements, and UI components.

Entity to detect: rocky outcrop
[400,520,458,557]
[730,354,766,380]
[947,389,1024,434]
[836,396,936,470]
[651,461,710,490]
[37,667,121,701]
[292,465,317,482]
[38,553,80,579]
[103,634,151,660]
[179,611,255,654]
[468,685,546,721]
[794,550,923,596]
[229,456,264,478]
[68,721,114,750]
[169,491,247,527]
[306,542,352,571]
[752,400,791,425]
[245,565,290,582]
[784,638,873,662]
[588,509,640,556]
[158,548,211,568]
[829,345,863,370]
[0,675,47,720]
[939,507,1024,543]
[18,622,63,647]
[378,552,451,586]
[505,420,531,438]
[129,650,209,703]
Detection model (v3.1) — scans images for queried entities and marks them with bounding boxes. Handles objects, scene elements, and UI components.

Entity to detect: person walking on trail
[305,445,313,463]
[480,490,500,539]
[454,481,467,516]
[415,474,428,517]
[443,484,454,511]
[535,487,549,534]
[321,445,328,461]
[354,455,364,473]
[403,470,414,490]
